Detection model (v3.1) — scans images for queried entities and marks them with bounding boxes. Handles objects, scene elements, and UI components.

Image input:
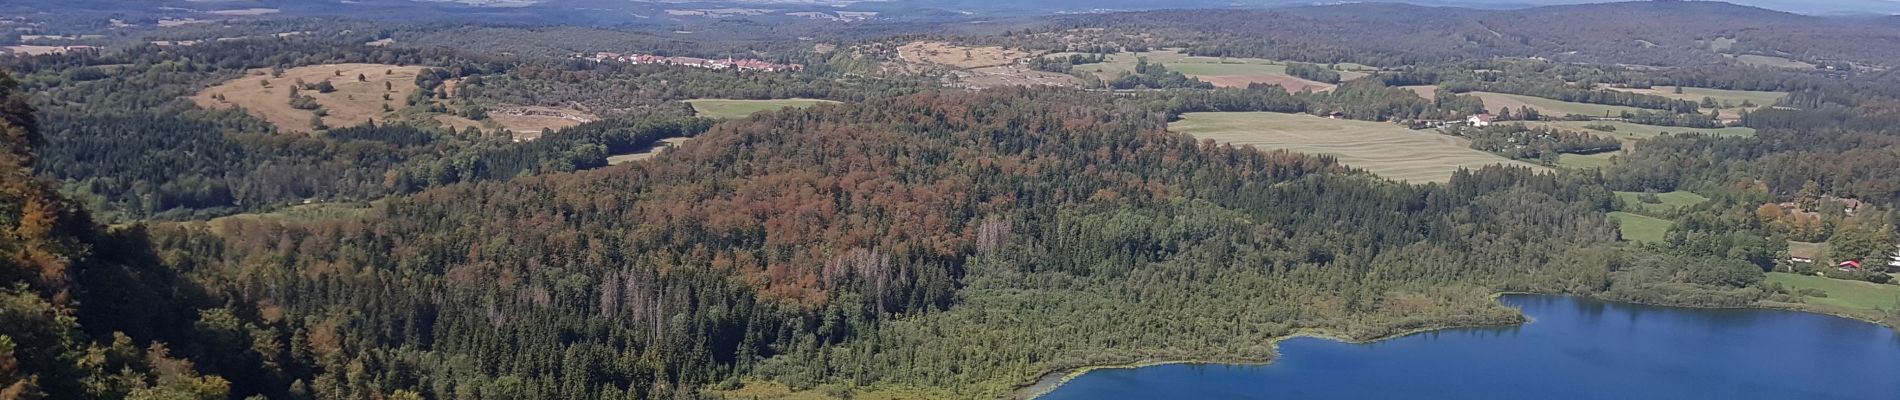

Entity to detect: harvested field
[193,63,426,133]
[1170,112,1543,183]
[686,99,839,119]
[899,41,1033,69]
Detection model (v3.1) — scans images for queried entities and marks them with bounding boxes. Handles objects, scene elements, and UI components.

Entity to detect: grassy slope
[1607,211,1672,244]
[685,99,840,119]
[1767,272,1900,311]
[1170,112,1542,183]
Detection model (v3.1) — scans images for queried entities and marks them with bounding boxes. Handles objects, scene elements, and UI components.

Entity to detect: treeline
[1103,58,1213,90]
[1150,80,1487,122]
[1285,62,1341,84]
[1028,53,1107,74]
[1446,123,1621,163]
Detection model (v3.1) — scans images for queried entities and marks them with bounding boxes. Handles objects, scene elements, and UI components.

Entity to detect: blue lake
[1039,295,1900,400]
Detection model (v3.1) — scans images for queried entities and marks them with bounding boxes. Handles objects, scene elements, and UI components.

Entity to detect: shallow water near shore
[1037,295,1900,400]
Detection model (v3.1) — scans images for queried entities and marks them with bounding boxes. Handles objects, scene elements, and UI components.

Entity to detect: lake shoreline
[1010,305,1530,399]
[1010,291,1898,400]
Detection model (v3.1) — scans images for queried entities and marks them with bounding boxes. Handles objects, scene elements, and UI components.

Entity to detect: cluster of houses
[582,52,804,72]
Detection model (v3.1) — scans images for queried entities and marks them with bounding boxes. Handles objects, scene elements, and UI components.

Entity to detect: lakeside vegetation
[1768,272,1900,312]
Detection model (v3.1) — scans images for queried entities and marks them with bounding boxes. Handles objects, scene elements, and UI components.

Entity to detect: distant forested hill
[1051,2,1900,67]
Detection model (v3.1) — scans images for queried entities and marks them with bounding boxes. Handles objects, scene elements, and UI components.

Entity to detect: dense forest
[104,86,1821,399]
[0,33,897,220]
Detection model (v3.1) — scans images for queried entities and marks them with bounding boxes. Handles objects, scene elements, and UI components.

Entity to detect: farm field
[1614,190,1709,215]
[1467,92,1651,118]
[1058,50,1370,91]
[686,99,839,119]
[1766,272,1900,312]
[193,63,427,133]
[1169,112,1542,183]
[1603,85,1785,120]
[1607,211,1672,244]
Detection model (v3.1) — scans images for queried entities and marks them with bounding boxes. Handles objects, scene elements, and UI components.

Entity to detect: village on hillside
[580,52,804,72]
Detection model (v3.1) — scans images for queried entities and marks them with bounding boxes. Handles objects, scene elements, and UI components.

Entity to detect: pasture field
[1766,272,1900,312]
[686,99,840,119]
[1468,92,1651,117]
[1169,112,1542,183]
[1614,190,1709,215]
[1607,211,1672,244]
[193,63,426,133]
[1057,50,1370,91]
